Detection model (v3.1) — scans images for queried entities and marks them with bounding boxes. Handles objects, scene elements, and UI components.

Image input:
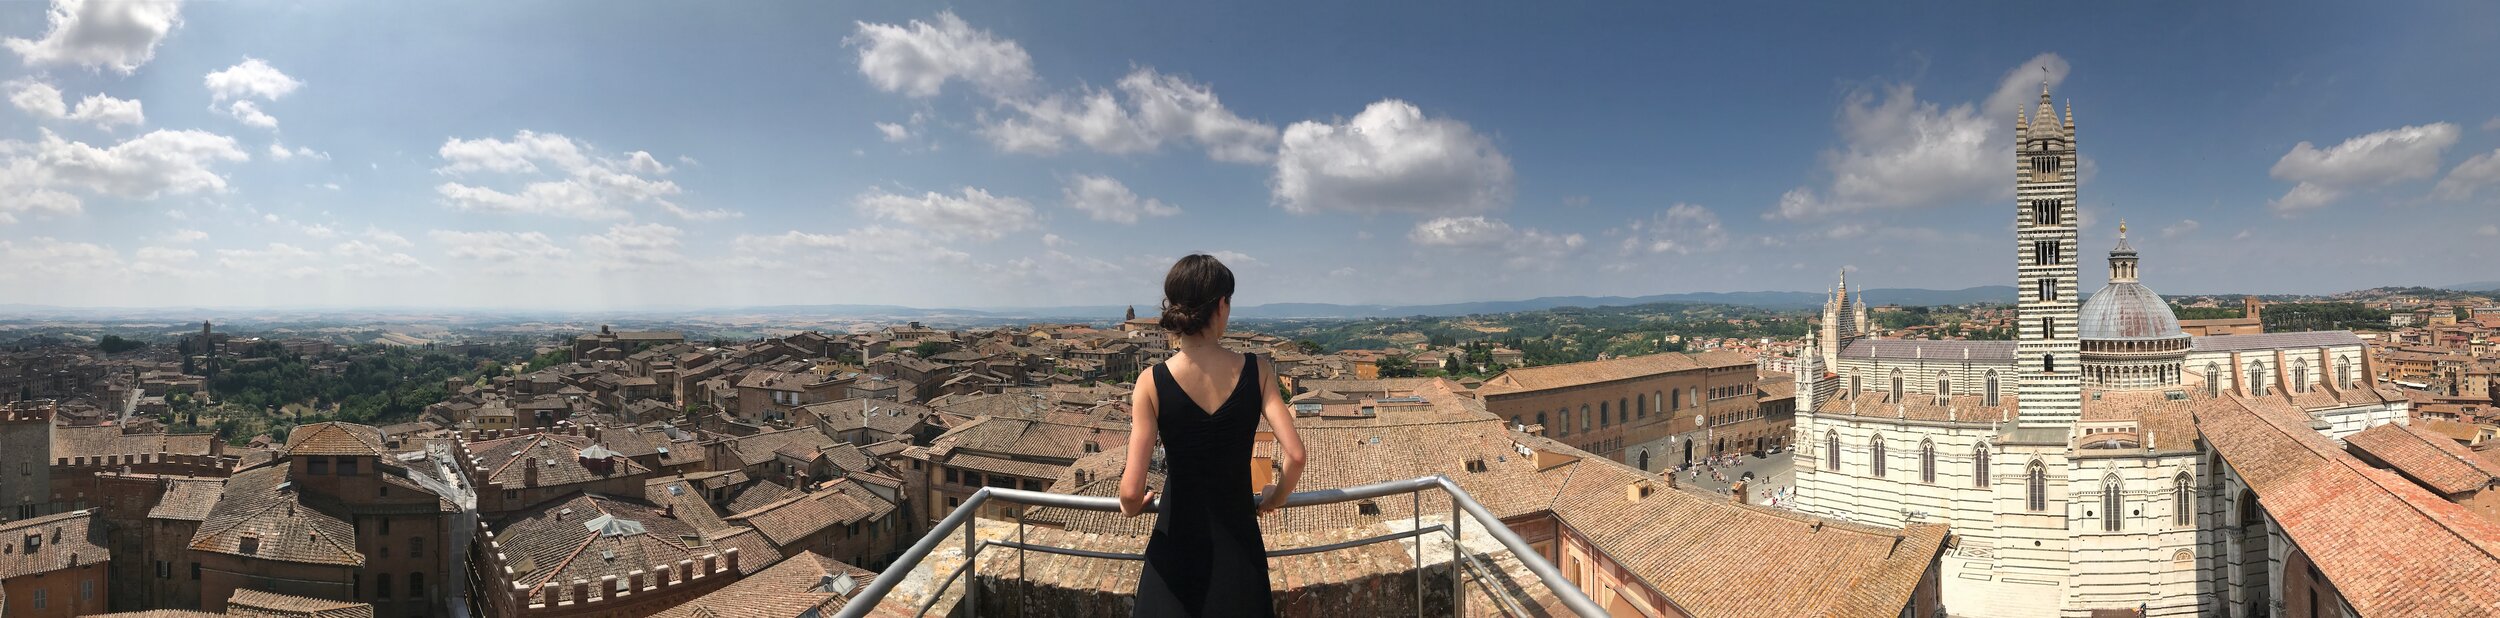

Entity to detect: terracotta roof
[1811,390,2019,425]
[800,398,937,436]
[284,421,385,457]
[2345,422,2500,495]
[727,480,897,547]
[189,465,363,566]
[51,425,222,459]
[465,432,652,488]
[650,551,880,618]
[1478,351,1752,395]
[2196,395,2500,616]
[2189,330,2364,352]
[0,509,108,580]
[487,492,777,603]
[224,588,375,618]
[1836,338,2017,362]
[715,427,838,470]
[146,476,229,521]
[643,476,736,535]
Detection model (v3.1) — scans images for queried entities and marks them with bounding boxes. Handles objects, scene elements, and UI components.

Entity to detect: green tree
[1377,355,1417,378]
[98,335,144,354]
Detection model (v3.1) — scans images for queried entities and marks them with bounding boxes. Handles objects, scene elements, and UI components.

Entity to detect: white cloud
[1408,215,1584,270]
[267,141,326,161]
[1061,174,1179,224]
[876,122,913,142]
[430,230,570,263]
[854,186,1036,241]
[7,81,142,129]
[735,226,970,265]
[0,129,249,218]
[2484,117,2500,132]
[1271,99,1513,216]
[203,57,302,102]
[2268,122,2460,213]
[1772,53,2067,221]
[2433,148,2500,201]
[0,237,118,277]
[2161,219,2200,239]
[226,100,277,129]
[983,68,1279,163]
[361,227,411,247]
[578,222,684,269]
[4,0,184,74]
[848,11,1034,98]
[2478,224,2498,237]
[1619,203,1729,255]
[164,228,206,243]
[433,130,729,220]
[215,243,323,278]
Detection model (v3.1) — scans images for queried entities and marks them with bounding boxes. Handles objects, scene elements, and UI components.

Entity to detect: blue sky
[2,1,2497,310]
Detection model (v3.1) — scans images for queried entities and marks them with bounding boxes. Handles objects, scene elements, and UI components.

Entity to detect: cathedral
[1787,85,2495,617]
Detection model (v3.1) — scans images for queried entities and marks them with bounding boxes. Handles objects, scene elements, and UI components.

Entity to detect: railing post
[965,508,978,618]
[1017,519,1027,618]
[1451,495,1464,618]
[1413,490,1423,618]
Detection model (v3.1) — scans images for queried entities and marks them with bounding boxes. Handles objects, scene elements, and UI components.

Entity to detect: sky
[1,1,2497,311]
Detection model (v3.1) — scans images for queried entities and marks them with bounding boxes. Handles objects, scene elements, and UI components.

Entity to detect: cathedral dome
[2077,280,2183,340]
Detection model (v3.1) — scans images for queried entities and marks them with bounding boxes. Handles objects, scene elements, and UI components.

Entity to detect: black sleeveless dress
[1135,352,1274,617]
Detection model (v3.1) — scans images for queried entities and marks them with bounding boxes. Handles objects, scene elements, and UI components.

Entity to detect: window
[411,537,424,558]
[2038,278,2055,303]
[1889,369,1903,403]
[310,458,329,475]
[2293,359,2308,394]
[2338,358,2353,388]
[1599,402,1610,428]
[2031,199,2057,226]
[379,517,390,535]
[377,573,393,599]
[965,471,983,486]
[2102,476,2124,532]
[239,535,260,555]
[1619,398,1629,423]
[31,587,43,609]
[1973,446,1991,488]
[337,457,357,476]
[1870,435,1887,477]
[2034,240,2059,266]
[503,489,519,501]
[1357,501,1381,516]
[411,572,426,597]
[1919,440,1936,484]
[81,578,92,600]
[1580,405,1591,431]
[1671,388,1681,410]
[1849,375,1861,398]
[2040,318,2052,339]
[2249,361,2269,396]
[2207,363,2222,397]
[1825,431,1841,472]
[191,562,200,580]
[1985,371,2000,407]
[1557,408,1570,436]
[1536,411,1547,429]
[946,496,959,508]
[2174,473,2194,526]
[945,469,959,484]
[2043,353,2056,374]
[1937,379,1950,398]
[2027,461,2048,512]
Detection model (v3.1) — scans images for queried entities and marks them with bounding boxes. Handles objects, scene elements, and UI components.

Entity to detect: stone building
[473,492,774,618]
[186,422,456,617]
[2,400,57,520]
[460,429,654,517]
[1477,350,1756,468]
[1788,83,2487,618]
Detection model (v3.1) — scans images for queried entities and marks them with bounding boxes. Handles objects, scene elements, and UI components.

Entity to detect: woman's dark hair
[1159,254,1235,337]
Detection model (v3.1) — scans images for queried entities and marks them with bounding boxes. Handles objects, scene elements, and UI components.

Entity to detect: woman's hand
[1255,484,1287,516]
[1122,491,1158,518]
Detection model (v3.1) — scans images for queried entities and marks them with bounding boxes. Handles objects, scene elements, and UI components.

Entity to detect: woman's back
[1134,351,1273,616]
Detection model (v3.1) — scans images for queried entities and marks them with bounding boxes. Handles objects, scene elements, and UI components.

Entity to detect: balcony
[833,475,1606,617]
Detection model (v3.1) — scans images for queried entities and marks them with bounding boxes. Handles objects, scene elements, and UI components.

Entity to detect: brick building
[0,509,109,618]
[460,429,654,517]
[1477,351,1757,469]
[187,422,455,617]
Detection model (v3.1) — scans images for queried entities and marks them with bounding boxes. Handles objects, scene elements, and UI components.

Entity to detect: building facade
[1478,351,1757,469]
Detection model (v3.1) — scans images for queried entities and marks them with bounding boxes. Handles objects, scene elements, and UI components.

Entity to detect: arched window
[1511,415,1523,428]
[2173,472,2194,526]
[2207,363,2222,397]
[1919,439,1936,483]
[1870,434,1887,477]
[1826,431,1841,472]
[2026,460,2048,512]
[1850,375,1861,398]
[1985,371,2000,407]
[1637,394,1648,419]
[1557,408,1569,435]
[1973,445,1991,488]
[2038,278,2056,302]
[2292,359,2308,394]
[2043,353,2056,374]
[2248,361,2269,396]
[1580,405,1591,431]
[1890,368,1904,402]
[1670,388,1681,410]
[1619,397,1630,424]
[2102,475,2125,532]
[1599,402,1610,428]
[1536,411,1547,430]
[1937,378,1950,398]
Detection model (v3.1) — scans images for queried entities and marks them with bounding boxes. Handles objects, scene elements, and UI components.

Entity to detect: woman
[1119,254,1307,617]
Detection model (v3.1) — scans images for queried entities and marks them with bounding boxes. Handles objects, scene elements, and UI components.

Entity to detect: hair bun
[1159,254,1235,336]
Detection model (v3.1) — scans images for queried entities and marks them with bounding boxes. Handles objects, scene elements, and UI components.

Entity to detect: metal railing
[830,474,1605,618]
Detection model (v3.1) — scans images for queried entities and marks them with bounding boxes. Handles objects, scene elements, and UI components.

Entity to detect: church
[1788,84,2499,617]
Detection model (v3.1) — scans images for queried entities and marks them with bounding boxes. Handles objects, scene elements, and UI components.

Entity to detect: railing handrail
[830,474,1605,618]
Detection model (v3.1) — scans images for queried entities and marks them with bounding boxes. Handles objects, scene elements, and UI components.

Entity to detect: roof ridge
[2397,423,2500,481]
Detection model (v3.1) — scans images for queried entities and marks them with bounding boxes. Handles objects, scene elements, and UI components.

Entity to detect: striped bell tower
[2015,83,2082,427]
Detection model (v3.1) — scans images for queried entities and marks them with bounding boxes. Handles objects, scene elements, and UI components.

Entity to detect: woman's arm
[1118,374,1160,517]
[1255,355,1306,515]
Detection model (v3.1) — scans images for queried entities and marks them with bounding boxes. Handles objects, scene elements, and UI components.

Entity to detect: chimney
[1625,479,1653,502]
[584,425,600,441]
[525,458,540,487]
[1730,480,1749,505]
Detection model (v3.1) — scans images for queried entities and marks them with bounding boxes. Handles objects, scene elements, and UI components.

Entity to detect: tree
[1377,355,1417,378]
[97,335,144,354]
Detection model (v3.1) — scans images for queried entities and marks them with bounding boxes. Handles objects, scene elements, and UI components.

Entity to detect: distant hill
[2442,281,2500,293]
